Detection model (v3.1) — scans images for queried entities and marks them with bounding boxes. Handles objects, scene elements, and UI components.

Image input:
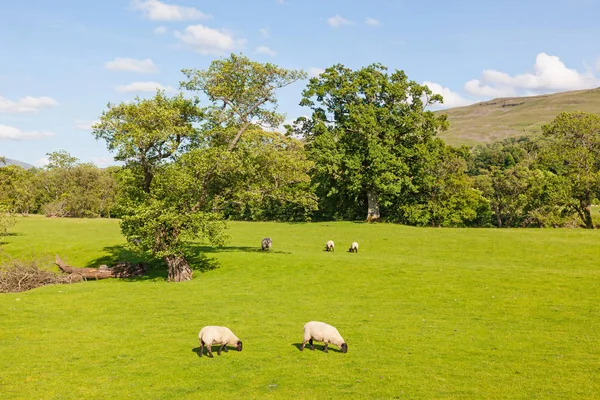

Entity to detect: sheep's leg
[323,342,329,353]
[200,340,204,357]
[207,345,214,358]
[223,345,229,352]
[309,338,315,351]
[218,343,227,355]
[300,339,307,351]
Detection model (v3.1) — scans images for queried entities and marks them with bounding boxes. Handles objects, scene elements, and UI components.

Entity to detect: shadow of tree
[85,244,222,280]
[192,245,290,254]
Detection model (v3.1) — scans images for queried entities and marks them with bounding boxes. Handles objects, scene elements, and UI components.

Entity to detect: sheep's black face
[237,341,243,351]
[341,343,348,353]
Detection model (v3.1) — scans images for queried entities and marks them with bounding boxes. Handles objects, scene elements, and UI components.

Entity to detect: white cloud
[153,26,168,35]
[259,28,269,38]
[105,57,158,73]
[328,15,353,28]
[174,25,246,55]
[0,124,54,141]
[365,17,380,26]
[423,81,474,108]
[91,157,113,167]
[307,67,325,78]
[115,81,176,93]
[464,53,599,98]
[131,0,211,21]
[74,120,99,130]
[35,157,49,167]
[0,95,58,114]
[254,45,276,56]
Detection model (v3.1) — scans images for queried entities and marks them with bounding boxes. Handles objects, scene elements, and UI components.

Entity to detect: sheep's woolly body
[198,326,242,357]
[261,237,272,251]
[326,240,335,252]
[301,321,347,353]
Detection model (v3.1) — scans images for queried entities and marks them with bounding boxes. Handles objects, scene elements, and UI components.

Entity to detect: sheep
[261,237,272,251]
[300,321,347,353]
[198,326,243,358]
[348,242,359,253]
[325,240,335,252]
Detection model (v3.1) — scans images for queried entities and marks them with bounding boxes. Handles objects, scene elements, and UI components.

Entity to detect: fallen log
[55,255,146,280]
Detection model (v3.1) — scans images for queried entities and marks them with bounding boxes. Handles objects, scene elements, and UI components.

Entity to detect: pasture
[1,217,599,399]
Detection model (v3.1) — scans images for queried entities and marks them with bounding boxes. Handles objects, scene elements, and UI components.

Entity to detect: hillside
[0,157,34,169]
[436,87,600,146]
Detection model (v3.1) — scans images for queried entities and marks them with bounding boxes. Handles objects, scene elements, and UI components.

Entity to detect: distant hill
[436,87,600,147]
[0,157,35,169]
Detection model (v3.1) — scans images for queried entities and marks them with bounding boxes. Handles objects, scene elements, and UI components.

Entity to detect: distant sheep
[198,326,243,358]
[301,321,347,353]
[348,242,359,253]
[325,240,335,252]
[261,237,272,251]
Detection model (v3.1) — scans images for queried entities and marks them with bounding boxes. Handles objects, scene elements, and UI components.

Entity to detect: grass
[436,87,600,146]
[1,217,599,399]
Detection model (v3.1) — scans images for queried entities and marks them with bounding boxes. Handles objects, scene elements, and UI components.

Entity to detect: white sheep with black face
[325,240,335,252]
[300,321,347,353]
[198,326,243,358]
[261,237,272,251]
[348,242,359,253]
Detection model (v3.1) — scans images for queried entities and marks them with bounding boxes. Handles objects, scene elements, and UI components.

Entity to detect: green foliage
[93,90,203,193]
[0,165,38,215]
[1,219,600,398]
[539,111,600,228]
[181,53,307,148]
[296,63,449,221]
[0,205,16,238]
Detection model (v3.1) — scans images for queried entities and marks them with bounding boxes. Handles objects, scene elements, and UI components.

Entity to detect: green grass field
[1,217,599,399]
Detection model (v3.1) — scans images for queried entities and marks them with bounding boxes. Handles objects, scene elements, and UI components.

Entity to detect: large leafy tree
[540,112,600,228]
[93,91,203,193]
[95,55,308,281]
[296,63,448,221]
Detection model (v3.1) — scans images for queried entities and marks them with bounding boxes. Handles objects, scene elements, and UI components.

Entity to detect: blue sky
[1,0,599,166]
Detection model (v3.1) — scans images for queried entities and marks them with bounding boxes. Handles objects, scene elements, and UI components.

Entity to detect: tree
[296,63,448,221]
[540,112,600,228]
[0,165,38,215]
[96,55,307,281]
[0,205,16,239]
[93,90,203,193]
[181,53,307,151]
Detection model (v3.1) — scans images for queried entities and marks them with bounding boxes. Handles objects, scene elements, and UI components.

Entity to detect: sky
[1,0,600,167]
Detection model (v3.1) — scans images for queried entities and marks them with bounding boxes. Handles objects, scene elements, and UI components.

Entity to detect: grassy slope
[1,217,599,399]
[436,87,600,146]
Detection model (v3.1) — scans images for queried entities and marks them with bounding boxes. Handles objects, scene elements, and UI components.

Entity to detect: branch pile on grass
[55,255,146,280]
[0,259,81,293]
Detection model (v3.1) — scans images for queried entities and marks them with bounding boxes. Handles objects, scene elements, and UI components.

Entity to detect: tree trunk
[579,201,594,229]
[366,189,381,222]
[55,255,146,279]
[166,255,193,282]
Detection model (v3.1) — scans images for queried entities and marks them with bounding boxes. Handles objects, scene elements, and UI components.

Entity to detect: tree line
[2,54,599,280]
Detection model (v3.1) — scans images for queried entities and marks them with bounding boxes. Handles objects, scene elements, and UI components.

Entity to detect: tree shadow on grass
[192,244,290,254]
[84,244,221,281]
[291,343,343,353]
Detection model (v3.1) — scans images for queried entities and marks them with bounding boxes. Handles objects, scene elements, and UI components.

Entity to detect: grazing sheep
[261,237,272,251]
[301,321,347,353]
[198,326,243,358]
[348,242,359,253]
[325,240,335,252]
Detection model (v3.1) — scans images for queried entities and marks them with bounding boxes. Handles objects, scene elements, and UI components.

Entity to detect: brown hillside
[436,87,600,146]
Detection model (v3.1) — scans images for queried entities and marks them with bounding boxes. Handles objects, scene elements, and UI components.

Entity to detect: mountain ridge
[435,87,600,146]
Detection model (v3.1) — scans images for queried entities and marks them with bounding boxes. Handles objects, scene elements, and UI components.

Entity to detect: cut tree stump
[55,255,146,280]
